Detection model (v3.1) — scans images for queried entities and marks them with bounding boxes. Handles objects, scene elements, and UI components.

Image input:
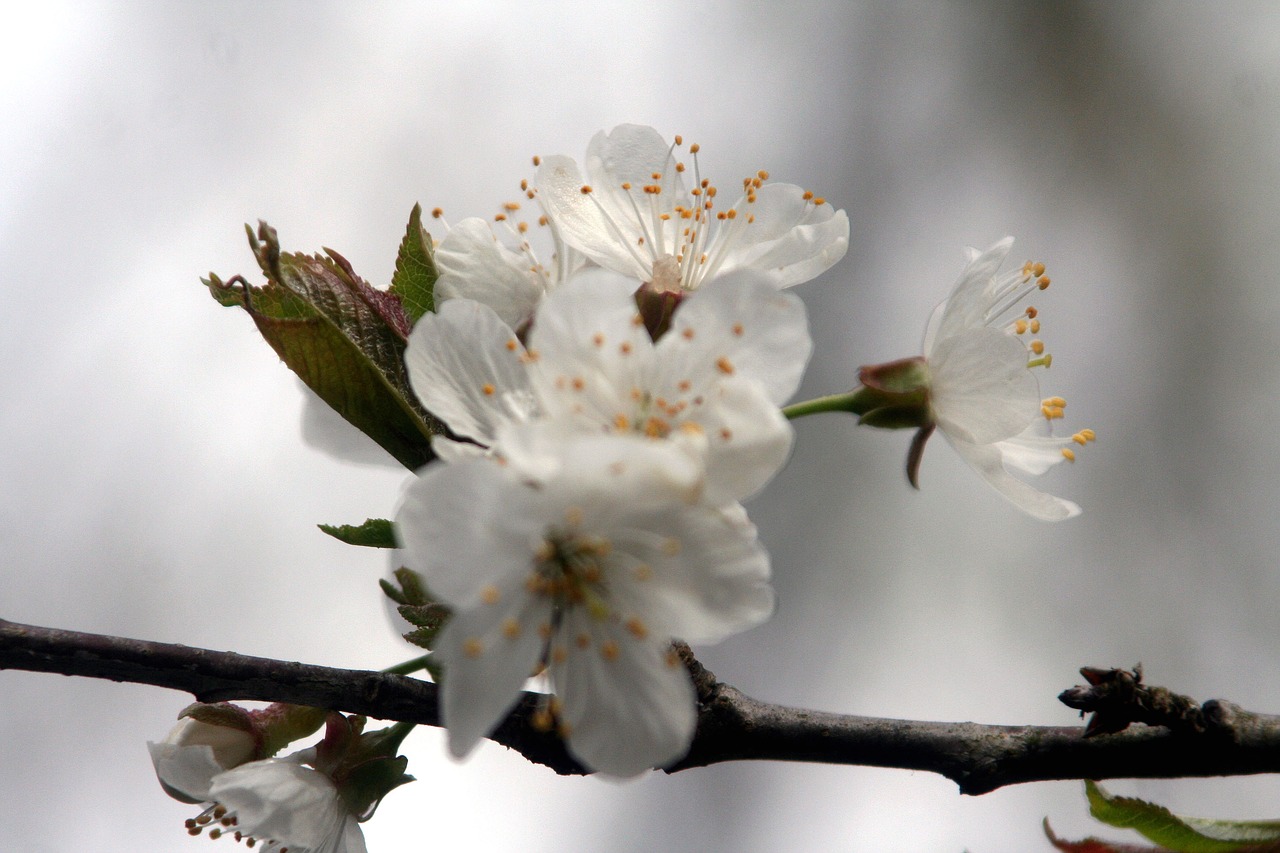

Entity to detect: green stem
[782,391,864,420]
[381,655,432,677]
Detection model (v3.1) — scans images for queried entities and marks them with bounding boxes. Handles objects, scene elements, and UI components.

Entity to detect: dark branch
[6,618,1280,795]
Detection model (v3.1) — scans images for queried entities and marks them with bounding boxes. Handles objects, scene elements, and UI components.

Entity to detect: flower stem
[782,391,864,420]
[381,655,432,676]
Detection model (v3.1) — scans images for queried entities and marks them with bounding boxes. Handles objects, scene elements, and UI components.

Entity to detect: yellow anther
[720,427,733,441]
[481,383,496,396]
[481,584,501,605]
[662,537,682,556]
[625,617,649,639]
[1080,428,1097,441]
[431,207,444,218]
[680,421,704,436]
[565,506,584,526]
[600,641,620,661]
[571,376,585,391]
[1030,319,1041,333]
[592,332,605,347]
[538,622,553,640]
[619,341,633,355]
[532,154,541,166]
[551,645,568,664]
[1037,275,1051,289]
[614,413,630,430]
[494,213,507,222]
[1072,433,1088,446]
[1061,448,1076,462]
[1030,340,1045,355]
[682,327,695,339]
[530,709,554,732]
[758,169,770,180]
[502,617,521,639]
[575,632,590,649]
[1015,319,1028,334]
[463,638,484,658]
[690,143,700,153]
[1033,262,1046,277]
[813,196,825,205]
[633,564,653,581]
[503,201,520,211]
[716,356,735,375]
[732,322,744,336]
[1026,306,1038,318]
[1046,396,1067,407]
[677,379,692,392]
[665,649,681,669]
[580,185,592,194]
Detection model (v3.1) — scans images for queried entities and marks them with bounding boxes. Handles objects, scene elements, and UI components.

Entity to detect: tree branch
[5,618,1280,795]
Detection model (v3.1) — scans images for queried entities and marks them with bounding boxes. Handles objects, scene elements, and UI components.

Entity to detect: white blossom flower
[921,236,1093,521]
[434,211,587,331]
[405,268,811,504]
[148,717,257,804]
[395,432,774,777]
[188,755,365,853]
[535,124,849,293]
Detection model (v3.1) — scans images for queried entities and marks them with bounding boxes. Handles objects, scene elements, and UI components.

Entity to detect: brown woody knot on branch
[1058,664,1239,738]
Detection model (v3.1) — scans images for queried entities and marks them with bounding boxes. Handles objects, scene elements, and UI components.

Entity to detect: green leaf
[205,222,443,470]
[318,518,398,549]
[388,203,438,324]
[1086,781,1280,852]
[1045,817,1169,852]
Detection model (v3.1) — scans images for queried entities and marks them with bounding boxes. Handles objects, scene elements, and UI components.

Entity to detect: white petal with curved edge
[929,326,1039,444]
[525,270,651,425]
[926,236,1015,352]
[552,611,697,777]
[716,183,850,287]
[535,154,650,280]
[395,458,544,608]
[692,378,794,503]
[404,298,532,444]
[436,586,549,760]
[608,501,774,644]
[945,435,1081,521]
[435,217,544,329]
[148,741,224,803]
[661,271,813,405]
[208,759,361,853]
[996,428,1078,476]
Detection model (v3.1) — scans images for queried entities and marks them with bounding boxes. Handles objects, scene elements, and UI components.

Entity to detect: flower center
[527,518,614,620]
[576,135,827,291]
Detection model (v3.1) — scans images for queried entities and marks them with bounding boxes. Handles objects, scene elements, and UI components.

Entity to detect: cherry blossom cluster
[399,124,843,776]
[157,123,1094,848]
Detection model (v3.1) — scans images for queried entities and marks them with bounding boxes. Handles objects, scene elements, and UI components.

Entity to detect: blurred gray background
[4,2,1279,850]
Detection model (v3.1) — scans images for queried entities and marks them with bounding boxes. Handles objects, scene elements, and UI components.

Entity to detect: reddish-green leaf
[205,222,443,470]
[1083,781,1280,852]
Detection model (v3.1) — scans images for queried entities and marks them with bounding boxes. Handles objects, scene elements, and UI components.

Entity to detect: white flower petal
[209,759,360,853]
[553,611,697,777]
[436,586,549,760]
[923,236,1015,355]
[716,183,850,287]
[535,154,651,280]
[395,458,544,608]
[610,501,774,644]
[697,378,795,504]
[661,270,813,405]
[404,298,532,444]
[929,325,1039,444]
[945,434,1081,521]
[435,217,545,329]
[148,741,224,804]
[525,270,651,425]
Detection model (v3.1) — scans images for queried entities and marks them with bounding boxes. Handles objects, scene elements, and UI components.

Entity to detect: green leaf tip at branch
[319,518,398,549]
[1078,780,1280,852]
[389,203,438,324]
[202,217,444,471]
